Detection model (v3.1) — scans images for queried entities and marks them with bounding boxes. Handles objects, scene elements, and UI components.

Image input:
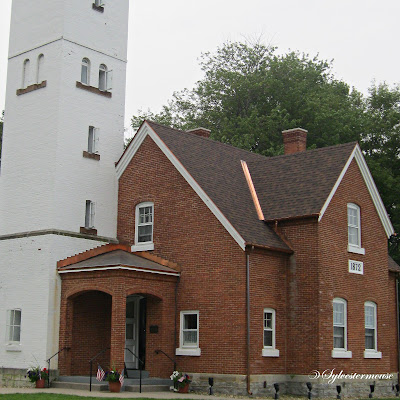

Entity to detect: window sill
[332,349,352,358]
[348,245,365,255]
[131,243,154,252]
[176,348,201,357]
[262,348,279,357]
[5,344,22,352]
[92,3,104,12]
[83,151,100,161]
[80,227,97,236]
[76,81,112,98]
[364,350,382,359]
[17,80,47,96]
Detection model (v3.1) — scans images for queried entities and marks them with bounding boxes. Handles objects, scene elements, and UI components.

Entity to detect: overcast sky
[0,0,399,129]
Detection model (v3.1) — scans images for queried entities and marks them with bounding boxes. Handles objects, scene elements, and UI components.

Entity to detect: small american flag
[96,365,105,382]
[119,369,124,386]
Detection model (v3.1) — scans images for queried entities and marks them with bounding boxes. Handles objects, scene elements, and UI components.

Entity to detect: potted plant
[26,366,48,388]
[104,368,123,393]
[170,370,191,393]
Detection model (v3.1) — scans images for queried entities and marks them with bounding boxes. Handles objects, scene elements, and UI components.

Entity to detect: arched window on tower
[22,59,30,88]
[98,64,112,91]
[36,54,44,84]
[81,58,90,85]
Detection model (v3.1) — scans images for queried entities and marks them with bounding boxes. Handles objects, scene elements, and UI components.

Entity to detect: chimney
[282,128,308,155]
[186,127,211,138]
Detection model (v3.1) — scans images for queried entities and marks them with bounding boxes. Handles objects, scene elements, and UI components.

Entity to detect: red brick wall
[318,159,394,373]
[71,291,111,375]
[248,248,288,374]
[117,135,249,375]
[278,218,320,374]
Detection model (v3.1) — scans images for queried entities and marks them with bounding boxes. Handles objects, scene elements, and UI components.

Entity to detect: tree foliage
[131,41,400,263]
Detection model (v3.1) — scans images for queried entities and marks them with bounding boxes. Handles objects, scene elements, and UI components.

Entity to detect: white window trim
[347,203,365,254]
[81,58,90,86]
[176,310,201,357]
[332,298,352,358]
[131,202,154,252]
[364,301,381,358]
[262,308,279,357]
[6,309,22,346]
[87,126,99,154]
[85,200,96,229]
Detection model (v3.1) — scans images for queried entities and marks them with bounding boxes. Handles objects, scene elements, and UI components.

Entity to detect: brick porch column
[110,287,126,372]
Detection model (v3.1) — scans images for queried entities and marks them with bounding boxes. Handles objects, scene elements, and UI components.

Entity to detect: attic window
[347,203,365,255]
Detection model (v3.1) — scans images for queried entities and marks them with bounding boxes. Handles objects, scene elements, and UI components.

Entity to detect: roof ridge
[147,120,358,163]
[146,120,267,161]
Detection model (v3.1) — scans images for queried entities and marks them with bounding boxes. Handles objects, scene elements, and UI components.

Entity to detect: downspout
[174,276,180,372]
[246,250,252,395]
[396,273,400,385]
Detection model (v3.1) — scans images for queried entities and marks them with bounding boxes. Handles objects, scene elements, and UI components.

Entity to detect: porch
[57,247,180,381]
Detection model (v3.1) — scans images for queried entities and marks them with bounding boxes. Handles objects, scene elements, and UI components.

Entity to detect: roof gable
[319,144,394,238]
[116,121,290,252]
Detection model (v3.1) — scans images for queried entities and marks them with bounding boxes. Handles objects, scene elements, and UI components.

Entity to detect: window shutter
[106,70,113,91]
[94,128,100,153]
[90,202,96,228]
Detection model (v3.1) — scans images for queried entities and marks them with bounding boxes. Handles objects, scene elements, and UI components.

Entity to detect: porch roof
[58,249,180,276]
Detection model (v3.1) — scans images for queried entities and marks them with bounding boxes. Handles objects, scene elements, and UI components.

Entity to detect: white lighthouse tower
[0,0,129,371]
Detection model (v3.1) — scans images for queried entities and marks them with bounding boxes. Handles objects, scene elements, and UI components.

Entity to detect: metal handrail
[89,347,110,392]
[46,347,70,388]
[125,347,144,393]
[155,349,176,371]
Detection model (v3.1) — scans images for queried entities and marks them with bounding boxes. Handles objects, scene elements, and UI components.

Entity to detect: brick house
[56,121,399,396]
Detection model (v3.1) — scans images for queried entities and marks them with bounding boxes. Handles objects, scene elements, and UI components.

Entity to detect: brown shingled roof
[146,121,357,251]
[389,256,400,273]
[248,142,357,221]
[147,121,289,251]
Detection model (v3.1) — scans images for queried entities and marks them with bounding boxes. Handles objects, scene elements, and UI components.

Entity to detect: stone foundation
[189,373,399,398]
[0,368,59,388]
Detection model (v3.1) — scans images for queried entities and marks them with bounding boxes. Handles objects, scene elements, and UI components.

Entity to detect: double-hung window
[176,311,201,356]
[6,309,21,344]
[332,298,352,358]
[262,308,279,357]
[85,200,96,229]
[132,202,154,251]
[347,203,365,254]
[364,301,381,358]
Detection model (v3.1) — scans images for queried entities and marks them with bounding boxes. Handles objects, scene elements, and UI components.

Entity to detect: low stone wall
[0,368,59,388]
[189,373,399,398]
[0,368,33,388]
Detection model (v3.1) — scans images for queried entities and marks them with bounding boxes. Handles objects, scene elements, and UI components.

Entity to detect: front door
[125,296,139,369]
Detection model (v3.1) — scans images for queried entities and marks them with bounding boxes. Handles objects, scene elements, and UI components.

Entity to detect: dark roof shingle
[146,121,356,251]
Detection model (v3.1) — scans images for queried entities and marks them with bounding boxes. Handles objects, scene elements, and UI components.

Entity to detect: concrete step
[125,385,171,392]
[51,381,108,391]
[125,369,150,379]
[52,376,172,392]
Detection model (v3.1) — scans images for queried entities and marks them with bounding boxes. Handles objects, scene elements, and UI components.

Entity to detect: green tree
[361,83,400,262]
[132,42,365,156]
[131,41,399,262]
